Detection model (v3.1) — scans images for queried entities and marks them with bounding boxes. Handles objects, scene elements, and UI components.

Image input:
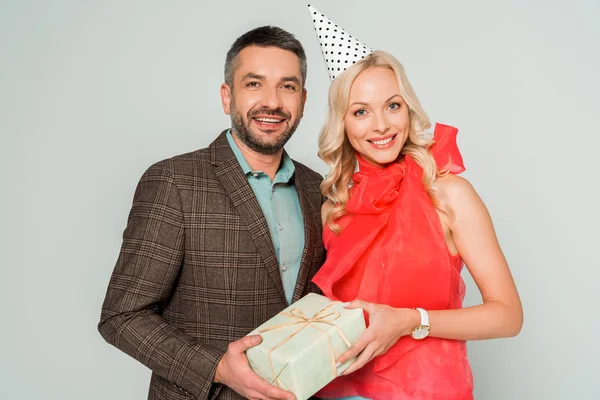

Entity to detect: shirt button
[253,172,259,178]
[281,265,288,272]
[278,223,283,231]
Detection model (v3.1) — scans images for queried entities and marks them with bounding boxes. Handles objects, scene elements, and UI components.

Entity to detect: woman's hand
[336,300,420,375]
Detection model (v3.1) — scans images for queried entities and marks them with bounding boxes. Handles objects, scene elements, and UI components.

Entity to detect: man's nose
[261,86,283,110]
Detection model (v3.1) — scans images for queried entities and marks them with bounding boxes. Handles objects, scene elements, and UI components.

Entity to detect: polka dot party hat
[307,4,374,81]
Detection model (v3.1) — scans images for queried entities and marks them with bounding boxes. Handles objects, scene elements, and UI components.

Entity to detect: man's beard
[230,100,302,155]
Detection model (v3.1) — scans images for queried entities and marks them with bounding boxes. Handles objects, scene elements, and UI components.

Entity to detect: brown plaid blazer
[99,131,325,400]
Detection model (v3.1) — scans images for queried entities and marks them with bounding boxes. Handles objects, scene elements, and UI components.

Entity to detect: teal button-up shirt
[226,131,305,304]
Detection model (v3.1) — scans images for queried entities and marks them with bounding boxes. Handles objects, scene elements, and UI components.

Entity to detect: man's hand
[214,335,296,400]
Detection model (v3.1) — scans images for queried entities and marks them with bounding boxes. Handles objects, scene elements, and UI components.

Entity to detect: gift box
[246,293,366,400]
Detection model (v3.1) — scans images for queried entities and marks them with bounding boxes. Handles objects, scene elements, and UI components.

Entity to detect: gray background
[1,0,599,399]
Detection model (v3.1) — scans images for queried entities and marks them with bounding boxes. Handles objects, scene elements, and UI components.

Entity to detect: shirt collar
[226,130,295,183]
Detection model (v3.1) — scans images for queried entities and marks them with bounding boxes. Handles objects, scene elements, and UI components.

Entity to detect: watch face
[412,327,429,340]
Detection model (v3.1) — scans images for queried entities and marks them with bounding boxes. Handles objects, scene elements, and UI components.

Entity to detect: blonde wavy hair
[319,50,451,233]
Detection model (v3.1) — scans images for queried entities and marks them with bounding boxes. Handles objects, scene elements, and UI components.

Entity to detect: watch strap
[415,307,429,327]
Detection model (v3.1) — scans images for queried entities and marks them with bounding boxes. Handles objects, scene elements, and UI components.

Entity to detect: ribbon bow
[348,157,406,215]
[258,302,352,387]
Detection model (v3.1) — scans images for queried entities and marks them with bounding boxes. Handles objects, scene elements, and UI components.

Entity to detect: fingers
[240,366,295,400]
[228,334,263,353]
[336,333,369,365]
[251,376,296,400]
[342,342,378,375]
[220,338,295,400]
[343,299,374,313]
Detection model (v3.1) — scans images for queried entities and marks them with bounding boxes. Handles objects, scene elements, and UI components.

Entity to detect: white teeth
[372,137,393,145]
[255,118,282,123]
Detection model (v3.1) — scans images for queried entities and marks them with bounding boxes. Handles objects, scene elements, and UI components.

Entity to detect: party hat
[308,4,374,81]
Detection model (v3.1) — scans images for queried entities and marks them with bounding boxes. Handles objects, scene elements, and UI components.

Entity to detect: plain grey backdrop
[2,0,599,399]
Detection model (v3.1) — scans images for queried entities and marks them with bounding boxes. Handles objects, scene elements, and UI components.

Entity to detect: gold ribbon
[257,302,352,388]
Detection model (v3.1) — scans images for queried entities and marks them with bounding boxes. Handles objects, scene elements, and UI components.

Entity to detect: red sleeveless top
[313,124,474,400]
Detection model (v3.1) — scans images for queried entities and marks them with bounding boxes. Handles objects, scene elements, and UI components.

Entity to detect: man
[98,26,325,400]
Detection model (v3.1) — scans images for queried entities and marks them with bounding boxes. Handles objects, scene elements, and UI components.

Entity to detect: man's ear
[220,83,232,115]
[301,87,307,114]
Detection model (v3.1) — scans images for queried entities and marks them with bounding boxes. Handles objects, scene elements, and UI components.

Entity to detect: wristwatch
[410,308,430,340]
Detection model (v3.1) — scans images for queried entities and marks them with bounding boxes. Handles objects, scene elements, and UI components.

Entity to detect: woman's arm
[426,174,523,340]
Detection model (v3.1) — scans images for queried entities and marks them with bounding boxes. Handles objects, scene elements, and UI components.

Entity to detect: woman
[312,49,523,400]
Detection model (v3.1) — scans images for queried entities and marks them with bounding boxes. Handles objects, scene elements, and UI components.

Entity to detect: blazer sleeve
[98,160,224,400]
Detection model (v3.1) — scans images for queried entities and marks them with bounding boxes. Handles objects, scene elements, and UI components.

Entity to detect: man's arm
[98,160,224,399]
[98,160,296,400]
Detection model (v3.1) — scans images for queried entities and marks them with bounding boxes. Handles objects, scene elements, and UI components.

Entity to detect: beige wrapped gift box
[246,293,366,400]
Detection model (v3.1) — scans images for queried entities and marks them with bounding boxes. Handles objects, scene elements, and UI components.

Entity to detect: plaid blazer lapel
[210,131,287,303]
[290,166,318,303]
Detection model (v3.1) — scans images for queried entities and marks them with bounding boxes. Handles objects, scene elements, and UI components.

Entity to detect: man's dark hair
[224,26,307,88]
